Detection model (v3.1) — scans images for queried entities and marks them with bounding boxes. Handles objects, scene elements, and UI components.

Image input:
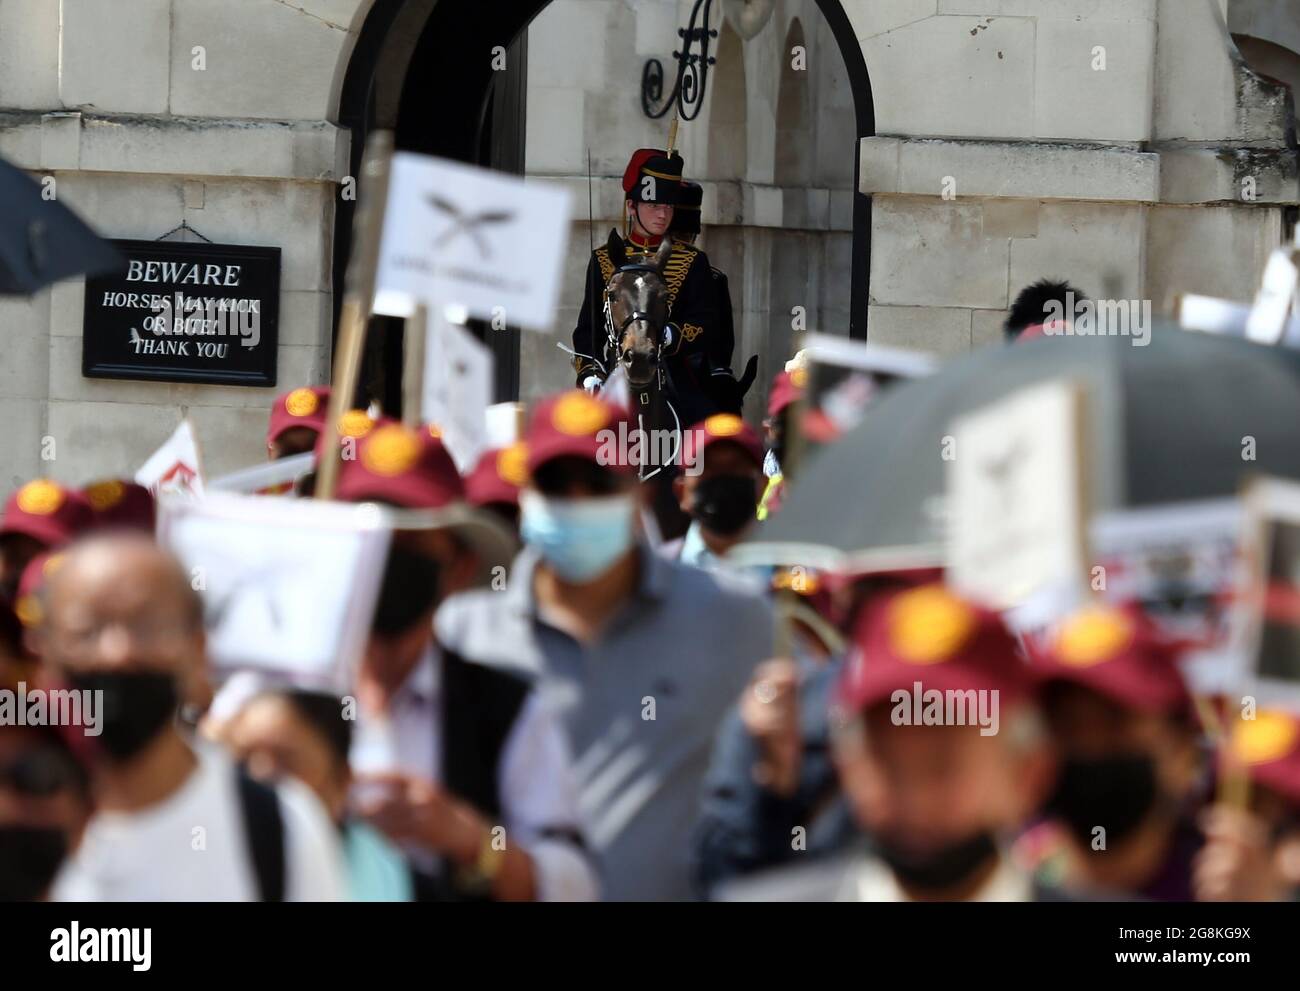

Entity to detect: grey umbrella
[0,154,124,294]
[733,321,1300,571]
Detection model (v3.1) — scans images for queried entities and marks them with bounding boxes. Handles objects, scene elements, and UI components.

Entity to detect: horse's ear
[606,229,627,270]
[653,237,673,273]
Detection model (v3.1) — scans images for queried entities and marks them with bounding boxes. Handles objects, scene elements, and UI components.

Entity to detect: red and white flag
[136,420,205,498]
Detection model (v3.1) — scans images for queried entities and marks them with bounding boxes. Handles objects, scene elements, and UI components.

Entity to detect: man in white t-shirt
[41,534,345,901]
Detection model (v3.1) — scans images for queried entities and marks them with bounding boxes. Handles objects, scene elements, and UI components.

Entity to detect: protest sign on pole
[485,402,525,448]
[158,493,391,694]
[1245,248,1300,345]
[1236,477,1300,716]
[136,419,205,498]
[317,131,393,501]
[422,306,494,473]
[1090,499,1247,697]
[210,451,314,496]
[372,153,572,331]
[800,331,938,451]
[948,379,1089,617]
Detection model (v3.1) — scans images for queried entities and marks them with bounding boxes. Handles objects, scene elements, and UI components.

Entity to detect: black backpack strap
[236,770,285,903]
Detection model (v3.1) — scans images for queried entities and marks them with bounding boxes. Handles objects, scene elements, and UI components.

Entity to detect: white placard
[1246,248,1299,345]
[1176,294,1252,337]
[157,493,391,694]
[373,153,572,331]
[948,380,1087,612]
[1091,500,1248,696]
[484,402,524,449]
[422,309,494,473]
[210,452,315,495]
[136,419,205,498]
[1237,478,1300,714]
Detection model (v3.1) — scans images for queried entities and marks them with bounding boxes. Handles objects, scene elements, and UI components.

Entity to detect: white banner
[373,153,572,331]
[135,419,205,498]
[422,309,494,473]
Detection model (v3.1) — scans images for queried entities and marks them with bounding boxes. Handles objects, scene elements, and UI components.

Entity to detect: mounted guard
[572,148,744,424]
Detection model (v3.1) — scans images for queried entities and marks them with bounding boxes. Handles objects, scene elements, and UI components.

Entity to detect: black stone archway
[335,0,875,407]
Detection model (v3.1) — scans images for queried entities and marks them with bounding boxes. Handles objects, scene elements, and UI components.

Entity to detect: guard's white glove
[582,375,602,395]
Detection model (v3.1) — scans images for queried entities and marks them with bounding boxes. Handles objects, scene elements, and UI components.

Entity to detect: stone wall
[850,0,1299,352]
[524,0,857,417]
[0,0,1295,492]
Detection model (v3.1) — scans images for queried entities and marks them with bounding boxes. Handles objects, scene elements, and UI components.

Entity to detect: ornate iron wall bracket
[641,0,719,121]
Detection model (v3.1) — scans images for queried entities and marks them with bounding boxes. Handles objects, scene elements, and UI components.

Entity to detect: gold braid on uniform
[662,243,697,313]
[595,247,615,288]
[576,247,619,375]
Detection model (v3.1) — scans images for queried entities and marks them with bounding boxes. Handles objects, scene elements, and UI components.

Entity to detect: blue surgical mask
[519,491,636,582]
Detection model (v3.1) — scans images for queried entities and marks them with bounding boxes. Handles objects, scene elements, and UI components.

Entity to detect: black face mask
[68,670,179,763]
[371,545,442,638]
[692,475,759,536]
[876,830,999,894]
[1046,753,1159,845]
[0,825,68,902]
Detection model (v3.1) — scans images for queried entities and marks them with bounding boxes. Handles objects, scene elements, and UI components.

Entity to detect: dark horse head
[603,231,672,389]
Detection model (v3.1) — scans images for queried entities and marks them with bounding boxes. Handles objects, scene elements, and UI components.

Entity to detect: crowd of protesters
[2,280,1300,903]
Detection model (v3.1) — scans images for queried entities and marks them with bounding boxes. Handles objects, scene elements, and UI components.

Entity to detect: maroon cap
[523,391,634,476]
[1227,710,1300,807]
[767,367,806,418]
[837,583,1033,715]
[82,479,155,533]
[14,550,65,629]
[0,481,93,549]
[267,386,331,446]
[336,423,464,510]
[681,413,763,470]
[465,443,527,508]
[1029,604,1190,716]
[311,408,389,461]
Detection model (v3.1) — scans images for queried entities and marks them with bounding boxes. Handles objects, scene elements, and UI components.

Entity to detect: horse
[595,232,693,537]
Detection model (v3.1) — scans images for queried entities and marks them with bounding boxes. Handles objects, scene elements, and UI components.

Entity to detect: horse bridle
[603,263,665,359]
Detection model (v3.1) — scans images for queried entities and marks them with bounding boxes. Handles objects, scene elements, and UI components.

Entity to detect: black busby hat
[669,180,703,236]
[622,148,684,205]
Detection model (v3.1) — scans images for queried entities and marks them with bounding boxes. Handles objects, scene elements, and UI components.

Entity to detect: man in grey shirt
[438,391,771,900]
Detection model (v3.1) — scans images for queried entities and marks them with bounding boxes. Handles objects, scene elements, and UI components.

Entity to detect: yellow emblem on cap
[361,425,422,477]
[497,442,528,487]
[704,413,744,437]
[84,480,126,512]
[552,393,609,436]
[14,594,41,628]
[790,366,809,390]
[888,585,976,664]
[285,388,320,418]
[1055,607,1133,667]
[338,410,374,439]
[16,480,64,516]
[427,423,443,440]
[1231,711,1299,766]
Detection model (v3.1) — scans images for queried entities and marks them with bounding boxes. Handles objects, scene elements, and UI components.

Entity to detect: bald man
[41,535,345,901]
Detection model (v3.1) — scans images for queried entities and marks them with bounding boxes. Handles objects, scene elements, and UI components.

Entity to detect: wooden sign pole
[317,131,394,500]
[403,303,429,429]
